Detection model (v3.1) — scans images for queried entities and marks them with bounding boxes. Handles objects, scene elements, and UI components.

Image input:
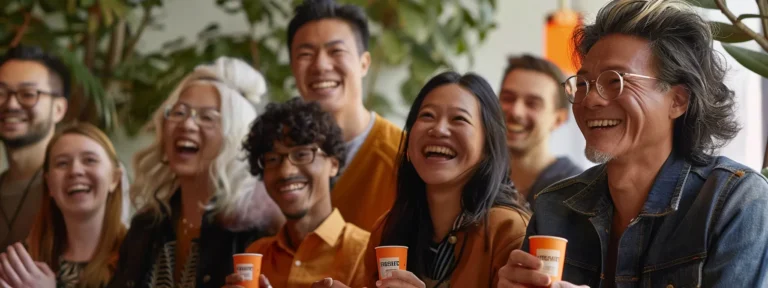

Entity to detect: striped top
[147,240,200,288]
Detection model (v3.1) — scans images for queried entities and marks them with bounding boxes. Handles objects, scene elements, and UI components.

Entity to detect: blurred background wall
[0,0,764,177]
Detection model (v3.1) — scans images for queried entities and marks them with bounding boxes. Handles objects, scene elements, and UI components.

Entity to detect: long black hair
[379,71,528,277]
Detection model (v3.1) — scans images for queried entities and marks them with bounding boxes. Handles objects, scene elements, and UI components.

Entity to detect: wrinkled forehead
[579,34,657,77]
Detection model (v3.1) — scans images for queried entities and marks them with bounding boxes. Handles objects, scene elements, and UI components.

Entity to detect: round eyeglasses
[562,70,658,104]
[163,103,221,129]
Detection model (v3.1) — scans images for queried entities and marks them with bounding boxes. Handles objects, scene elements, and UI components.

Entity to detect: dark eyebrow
[296,43,316,51]
[324,40,346,48]
[421,103,472,116]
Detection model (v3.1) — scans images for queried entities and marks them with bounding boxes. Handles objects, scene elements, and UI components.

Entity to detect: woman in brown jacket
[315,72,531,288]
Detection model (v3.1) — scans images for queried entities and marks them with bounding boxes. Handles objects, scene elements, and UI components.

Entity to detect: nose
[428,119,451,137]
[504,99,525,121]
[310,51,333,74]
[1,93,23,110]
[277,156,300,176]
[68,160,86,177]
[179,114,200,132]
[581,85,609,110]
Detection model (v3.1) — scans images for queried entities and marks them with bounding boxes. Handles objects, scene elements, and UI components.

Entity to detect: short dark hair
[502,54,568,109]
[0,45,71,99]
[287,0,370,56]
[573,0,739,165]
[243,97,347,178]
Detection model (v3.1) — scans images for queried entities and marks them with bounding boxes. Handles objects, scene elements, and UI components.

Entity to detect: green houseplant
[0,0,497,135]
[685,0,768,169]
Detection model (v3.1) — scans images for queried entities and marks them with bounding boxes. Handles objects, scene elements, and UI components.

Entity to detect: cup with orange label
[233,253,263,288]
[528,236,568,283]
[375,246,408,279]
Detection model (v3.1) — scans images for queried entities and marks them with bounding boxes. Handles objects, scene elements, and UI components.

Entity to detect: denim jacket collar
[564,152,692,217]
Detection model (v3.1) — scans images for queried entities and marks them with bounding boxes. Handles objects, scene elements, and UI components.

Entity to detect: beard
[585,146,614,164]
[0,110,54,149]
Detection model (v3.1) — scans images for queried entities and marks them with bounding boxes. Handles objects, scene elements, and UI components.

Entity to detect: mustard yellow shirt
[246,209,370,288]
[363,207,530,287]
[332,114,402,231]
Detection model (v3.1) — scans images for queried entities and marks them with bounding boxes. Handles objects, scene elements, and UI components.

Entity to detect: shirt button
[295,260,302,267]
[203,275,211,283]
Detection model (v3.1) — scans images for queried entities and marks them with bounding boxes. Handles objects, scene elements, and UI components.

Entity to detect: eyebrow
[421,103,472,116]
[296,40,347,51]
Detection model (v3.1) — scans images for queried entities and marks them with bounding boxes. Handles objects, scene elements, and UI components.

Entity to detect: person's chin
[284,209,309,220]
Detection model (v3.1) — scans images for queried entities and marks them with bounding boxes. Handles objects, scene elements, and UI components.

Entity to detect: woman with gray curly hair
[108,57,283,288]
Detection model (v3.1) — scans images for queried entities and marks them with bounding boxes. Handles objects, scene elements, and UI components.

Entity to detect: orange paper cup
[233,253,263,288]
[528,236,568,282]
[375,246,408,279]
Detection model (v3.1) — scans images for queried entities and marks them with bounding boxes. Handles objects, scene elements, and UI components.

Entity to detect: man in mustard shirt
[287,0,402,231]
[225,98,369,288]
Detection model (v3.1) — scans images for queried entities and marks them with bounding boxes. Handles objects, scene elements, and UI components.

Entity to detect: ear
[551,108,569,131]
[52,97,68,123]
[359,51,371,77]
[109,166,123,194]
[669,85,690,119]
[329,157,340,178]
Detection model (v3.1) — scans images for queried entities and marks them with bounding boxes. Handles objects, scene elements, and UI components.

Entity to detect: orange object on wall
[545,9,582,75]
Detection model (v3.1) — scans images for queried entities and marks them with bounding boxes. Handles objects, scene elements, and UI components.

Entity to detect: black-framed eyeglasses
[258,146,327,169]
[163,103,221,129]
[0,87,60,108]
[562,70,658,104]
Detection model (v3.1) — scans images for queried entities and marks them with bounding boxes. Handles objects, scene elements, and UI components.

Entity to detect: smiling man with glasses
[0,45,69,250]
[228,98,369,288]
[498,1,768,288]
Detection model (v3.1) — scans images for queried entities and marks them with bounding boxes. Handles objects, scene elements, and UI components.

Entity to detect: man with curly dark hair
[227,98,369,288]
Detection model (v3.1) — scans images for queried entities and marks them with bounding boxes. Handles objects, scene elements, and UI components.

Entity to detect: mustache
[277,175,309,185]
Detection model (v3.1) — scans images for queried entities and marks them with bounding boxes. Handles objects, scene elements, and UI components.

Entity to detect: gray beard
[585,146,614,164]
[0,118,52,149]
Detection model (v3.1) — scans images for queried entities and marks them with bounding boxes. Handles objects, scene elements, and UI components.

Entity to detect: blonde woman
[0,123,126,288]
[107,57,283,288]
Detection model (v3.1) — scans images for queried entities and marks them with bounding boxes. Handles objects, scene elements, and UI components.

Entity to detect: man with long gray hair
[498,1,768,287]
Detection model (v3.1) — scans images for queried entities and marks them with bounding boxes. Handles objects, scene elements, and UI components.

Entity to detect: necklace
[0,169,42,240]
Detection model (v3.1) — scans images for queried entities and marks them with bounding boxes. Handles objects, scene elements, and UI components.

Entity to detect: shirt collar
[276,208,346,253]
[564,152,691,217]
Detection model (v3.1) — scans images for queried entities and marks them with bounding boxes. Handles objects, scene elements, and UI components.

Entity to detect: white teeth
[507,123,525,133]
[311,81,339,89]
[280,182,307,192]
[67,184,90,193]
[423,145,457,157]
[3,117,22,123]
[176,140,198,149]
[587,119,621,128]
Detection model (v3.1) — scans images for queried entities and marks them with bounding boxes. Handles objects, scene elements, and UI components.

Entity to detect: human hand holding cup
[498,236,585,288]
[231,253,263,288]
[374,246,408,280]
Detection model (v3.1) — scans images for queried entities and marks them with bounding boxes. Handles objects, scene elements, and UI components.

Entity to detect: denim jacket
[523,153,768,288]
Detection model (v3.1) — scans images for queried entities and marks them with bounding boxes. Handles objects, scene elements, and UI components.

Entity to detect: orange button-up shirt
[246,209,370,288]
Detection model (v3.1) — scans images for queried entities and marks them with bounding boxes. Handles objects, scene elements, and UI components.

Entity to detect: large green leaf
[710,21,752,43]
[683,0,719,9]
[398,3,428,44]
[722,43,768,78]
